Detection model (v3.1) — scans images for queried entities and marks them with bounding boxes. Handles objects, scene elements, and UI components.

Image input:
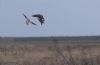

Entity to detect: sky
[0,0,100,37]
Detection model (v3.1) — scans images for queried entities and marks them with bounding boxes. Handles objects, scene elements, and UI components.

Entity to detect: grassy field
[0,36,100,65]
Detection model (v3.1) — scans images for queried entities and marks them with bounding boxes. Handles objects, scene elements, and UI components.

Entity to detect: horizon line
[0,35,100,38]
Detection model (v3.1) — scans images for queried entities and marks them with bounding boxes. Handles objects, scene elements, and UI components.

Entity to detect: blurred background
[0,0,100,37]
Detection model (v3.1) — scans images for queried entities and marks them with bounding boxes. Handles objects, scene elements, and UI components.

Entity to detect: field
[0,36,100,65]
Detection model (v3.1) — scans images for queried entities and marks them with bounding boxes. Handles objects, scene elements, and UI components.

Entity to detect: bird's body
[23,14,37,25]
[32,14,45,25]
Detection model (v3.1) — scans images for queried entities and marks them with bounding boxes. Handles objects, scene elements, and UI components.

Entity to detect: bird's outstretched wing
[32,14,45,25]
[32,14,44,19]
[23,13,37,26]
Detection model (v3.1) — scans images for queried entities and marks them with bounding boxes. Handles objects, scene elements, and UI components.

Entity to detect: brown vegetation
[0,38,100,65]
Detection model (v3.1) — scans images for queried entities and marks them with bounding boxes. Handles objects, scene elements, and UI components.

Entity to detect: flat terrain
[0,36,100,65]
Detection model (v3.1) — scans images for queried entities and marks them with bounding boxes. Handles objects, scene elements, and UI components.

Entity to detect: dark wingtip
[22,13,24,15]
[31,22,37,25]
[22,13,26,17]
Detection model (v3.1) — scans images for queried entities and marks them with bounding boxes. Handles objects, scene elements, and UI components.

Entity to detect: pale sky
[0,0,100,37]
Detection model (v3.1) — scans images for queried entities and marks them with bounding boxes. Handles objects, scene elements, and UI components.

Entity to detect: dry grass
[0,40,100,65]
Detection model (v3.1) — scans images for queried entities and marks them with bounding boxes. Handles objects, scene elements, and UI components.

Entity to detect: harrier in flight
[32,14,45,25]
[23,13,37,25]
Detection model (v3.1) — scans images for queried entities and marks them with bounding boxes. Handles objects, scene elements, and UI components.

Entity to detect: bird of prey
[23,13,37,25]
[32,14,45,25]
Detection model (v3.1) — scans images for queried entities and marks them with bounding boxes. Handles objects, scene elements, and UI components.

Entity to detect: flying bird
[32,14,45,25]
[23,13,37,25]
